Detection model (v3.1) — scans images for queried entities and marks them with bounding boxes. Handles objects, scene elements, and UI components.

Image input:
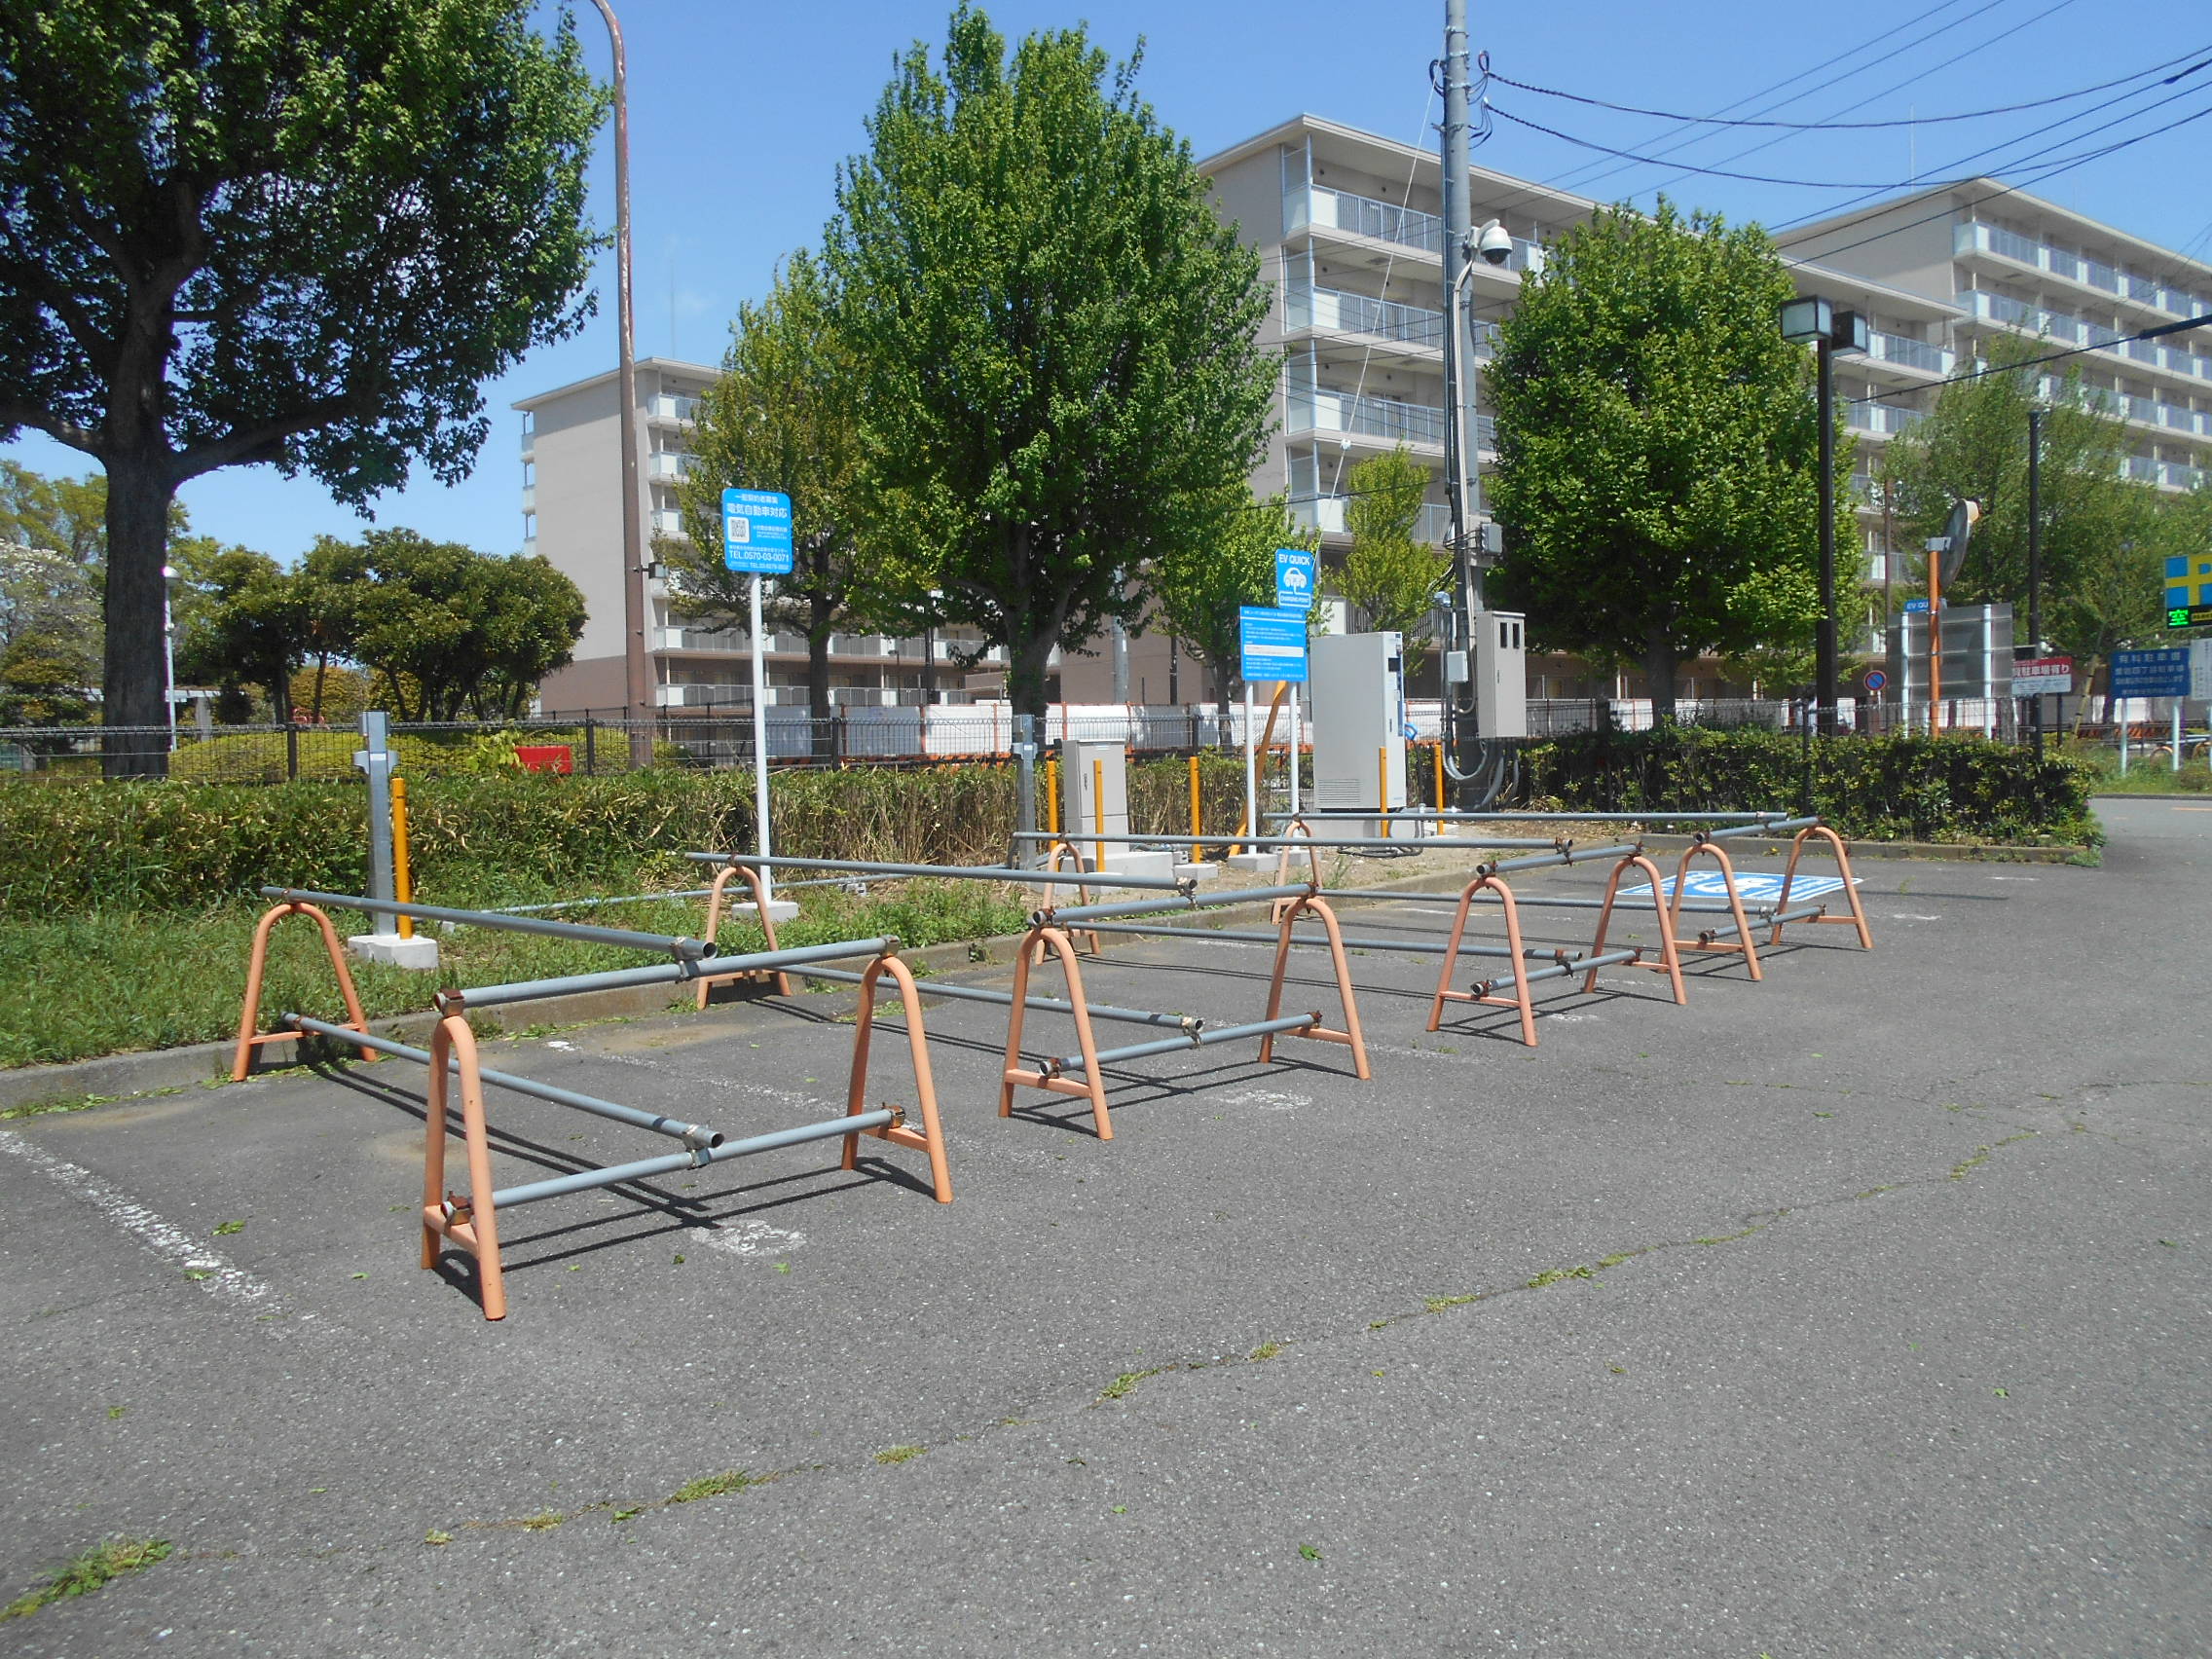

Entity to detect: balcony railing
[645,392,700,423]
[1285,280,1445,350]
[1847,401,1927,435]
[1868,331,1952,374]
[647,451,697,480]
[1287,386,1448,447]
[649,507,684,536]
[1956,221,2209,318]
[520,485,535,513]
[1287,496,1456,545]
[1286,185,1444,255]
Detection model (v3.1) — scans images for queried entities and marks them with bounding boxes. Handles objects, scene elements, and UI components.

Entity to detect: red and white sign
[2013,656,2073,696]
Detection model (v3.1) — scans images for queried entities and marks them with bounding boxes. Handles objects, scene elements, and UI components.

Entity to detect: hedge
[1518,727,2099,847]
[0,756,1255,917]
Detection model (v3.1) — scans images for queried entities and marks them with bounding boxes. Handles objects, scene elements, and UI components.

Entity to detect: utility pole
[1439,0,1480,778]
[2027,406,2044,759]
[1814,329,1838,737]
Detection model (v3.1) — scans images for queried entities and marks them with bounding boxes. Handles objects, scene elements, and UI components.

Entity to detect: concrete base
[1224,852,1279,872]
[346,932,442,971]
[1173,863,1221,883]
[726,900,800,925]
[1093,851,1176,887]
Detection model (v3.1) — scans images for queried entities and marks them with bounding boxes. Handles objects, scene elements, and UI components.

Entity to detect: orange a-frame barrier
[1769,823,1874,950]
[697,860,793,1008]
[997,888,1368,1141]
[234,899,377,1081]
[1426,851,1686,1048]
[424,947,952,1321]
[1665,837,1766,982]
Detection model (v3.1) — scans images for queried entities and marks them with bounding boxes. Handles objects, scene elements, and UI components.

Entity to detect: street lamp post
[584,0,651,767]
[2027,406,2045,759]
[1779,296,1866,737]
[160,563,178,752]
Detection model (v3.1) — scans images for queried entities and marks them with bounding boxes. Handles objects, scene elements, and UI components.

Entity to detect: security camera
[1475,219,1513,267]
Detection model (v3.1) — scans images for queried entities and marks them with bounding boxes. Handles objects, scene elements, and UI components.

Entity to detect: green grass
[0,877,1027,1070]
[667,1469,758,1503]
[1,1537,171,1623]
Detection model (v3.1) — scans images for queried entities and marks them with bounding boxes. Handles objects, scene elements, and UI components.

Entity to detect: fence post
[285,722,299,783]
[583,717,597,775]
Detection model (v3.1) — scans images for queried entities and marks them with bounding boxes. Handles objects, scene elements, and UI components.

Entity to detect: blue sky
[10,0,2208,561]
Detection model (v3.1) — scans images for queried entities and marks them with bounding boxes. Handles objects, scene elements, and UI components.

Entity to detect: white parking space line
[0,1129,292,1323]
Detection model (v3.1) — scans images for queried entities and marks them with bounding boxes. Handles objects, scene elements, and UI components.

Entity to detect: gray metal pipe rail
[486,1109,899,1211]
[262,887,715,960]
[1694,903,1827,943]
[1466,949,1642,991]
[1696,816,1821,840]
[283,1014,719,1148]
[1272,808,1793,825]
[1012,829,1564,853]
[688,851,1190,893]
[1480,842,1642,875]
[1046,882,1315,926]
[1321,887,1774,918]
[793,963,1200,1031]
[1048,1014,1317,1076]
[442,936,903,1012]
[497,871,871,916]
[1082,920,1573,963]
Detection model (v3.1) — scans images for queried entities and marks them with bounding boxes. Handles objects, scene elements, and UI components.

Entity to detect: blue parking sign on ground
[1239,606,1309,683]
[721,489,794,574]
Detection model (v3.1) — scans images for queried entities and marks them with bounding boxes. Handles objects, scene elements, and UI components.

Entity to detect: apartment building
[1781,178,2212,501]
[518,357,1003,713]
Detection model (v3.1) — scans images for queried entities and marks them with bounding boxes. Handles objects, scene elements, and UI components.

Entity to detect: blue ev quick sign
[721,489,794,574]
[1274,546,1316,610]
[1619,871,1859,904]
[1239,605,1309,683]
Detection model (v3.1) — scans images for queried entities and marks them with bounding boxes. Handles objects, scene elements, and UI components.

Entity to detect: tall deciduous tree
[1150,491,1314,733]
[671,251,880,741]
[0,1,604,770]
[822,6,1275,719]
[173,543,309,719]
[1488,201,1840,718]
[1337,446,1450,677]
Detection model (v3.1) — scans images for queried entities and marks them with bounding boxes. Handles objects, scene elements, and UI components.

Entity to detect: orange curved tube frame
[1669,840,1763,982]
[1584,852,1689,1007]
[424,947,953,1321]
[998,892,1368,1142]
[1769,825,1873,950]
[840,952,954,1204]
[233,900,376,1081]
[1033,839,1100,958]
[1426,871,1543,1048]
[698,862,793,1009]
[1270,817,1325,893]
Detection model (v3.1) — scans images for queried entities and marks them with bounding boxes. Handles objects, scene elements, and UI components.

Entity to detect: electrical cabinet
[1310,632,1407,812]
[1060,740,1129,853]
[1473,609,1529,739]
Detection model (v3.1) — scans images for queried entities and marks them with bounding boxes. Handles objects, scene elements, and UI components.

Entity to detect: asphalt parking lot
[3,801,2206,1657]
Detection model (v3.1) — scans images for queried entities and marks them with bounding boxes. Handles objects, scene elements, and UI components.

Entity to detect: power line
[1486,53,2209,131]
[1491,104,1967,189]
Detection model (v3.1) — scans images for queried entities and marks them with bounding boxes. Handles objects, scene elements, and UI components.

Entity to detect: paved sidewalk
[2,801,2204,1656]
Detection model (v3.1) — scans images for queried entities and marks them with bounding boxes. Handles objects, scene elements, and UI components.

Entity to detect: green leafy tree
[0,460,111,563]
[2051,483,2202,718]
[1150,491,1315,733]
[1337,447,1450,677]
[304,531,584,720]
[1487,201,1841,719]
[173,544,309,719]
[0,1,605,770]
[671,251,882,742]
[1876,334,2131,617]
[822,6,1276,719]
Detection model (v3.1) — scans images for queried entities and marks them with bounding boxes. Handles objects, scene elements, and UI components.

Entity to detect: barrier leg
[1770,826,1874,950]
[234,901,375,1081]
[1425,874,1538,1047]
[1671,842,1762,982]
[1586,854,1687,1006]
[1260,895,1369,1078]
[699,863,791,1009]
[840,954,953,1203]
[422,1014,506,1321]
[999,925,1114,1140]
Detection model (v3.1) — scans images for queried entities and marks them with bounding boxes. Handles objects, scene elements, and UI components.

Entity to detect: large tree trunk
[806,605,834,760]
[1009,630,1054,724]
[1642,627,1679,724]
[100,456,178,777]
[1213,660,1235,749]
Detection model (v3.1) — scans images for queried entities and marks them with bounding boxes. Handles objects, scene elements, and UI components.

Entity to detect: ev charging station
[1310,632,1408,832]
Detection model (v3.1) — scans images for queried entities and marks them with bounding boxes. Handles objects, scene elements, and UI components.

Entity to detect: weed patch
[1,1537,170,1623]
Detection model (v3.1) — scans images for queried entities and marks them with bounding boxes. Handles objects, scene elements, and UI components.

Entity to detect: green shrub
[1517,726,2099,845]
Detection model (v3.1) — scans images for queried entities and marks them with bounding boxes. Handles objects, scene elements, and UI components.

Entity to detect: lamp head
[1779,295,1832,345]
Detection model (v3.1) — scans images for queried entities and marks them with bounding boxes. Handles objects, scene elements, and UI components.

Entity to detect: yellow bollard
[1046,757,1060,835]
[1433,741,1446,812]
[1092,757,1106,873]
[391,776,416,940]
[1377,747,1390,839]
[1188,754,1202,858]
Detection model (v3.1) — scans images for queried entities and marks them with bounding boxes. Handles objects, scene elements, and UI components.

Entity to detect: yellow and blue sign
[2165,551,2212,629]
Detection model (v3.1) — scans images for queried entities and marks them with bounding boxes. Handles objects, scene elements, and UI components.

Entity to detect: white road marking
[1890,913,1942,921]
[1218,1088,1308,1112]
[0,1130,291,1320]
[700,1218,807,1258]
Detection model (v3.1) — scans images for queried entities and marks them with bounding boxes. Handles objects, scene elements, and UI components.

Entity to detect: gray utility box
[1885,603,2014,702]
[1060,740,1130,863]
[1473,609,1530,739]
[1310,632,1407,822]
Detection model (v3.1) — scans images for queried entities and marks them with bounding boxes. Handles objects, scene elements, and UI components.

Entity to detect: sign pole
[2173,700,2183,775]
[1287,682,1301,818]
[751,571,772,901]
[1242,682,1256,849]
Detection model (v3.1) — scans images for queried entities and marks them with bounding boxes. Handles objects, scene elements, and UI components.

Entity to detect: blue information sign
[1274,546,1316,610]
[721,489,794,574]
[2110,646,2190,698]
[1239,606,1309,684]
